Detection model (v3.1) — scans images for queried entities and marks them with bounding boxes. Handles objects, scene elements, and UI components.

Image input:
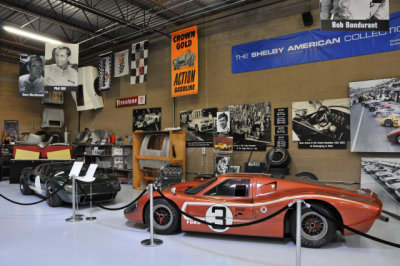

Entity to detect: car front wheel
[385,120,393,127]
[46,183,63,207]
[20,178,33,195]
[145,198,180,234]
[290,203,336,248]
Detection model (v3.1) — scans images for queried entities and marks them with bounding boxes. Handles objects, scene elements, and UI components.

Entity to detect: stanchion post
[296,199,302,266]
[86,181,96,221]
[141,183,163,247]
[66,174,83,222]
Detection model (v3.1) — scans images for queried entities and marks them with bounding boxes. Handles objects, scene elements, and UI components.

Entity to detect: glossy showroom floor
[1,180,399,266]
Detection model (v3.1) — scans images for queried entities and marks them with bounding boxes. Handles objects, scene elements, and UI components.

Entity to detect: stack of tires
[265,147,290,178]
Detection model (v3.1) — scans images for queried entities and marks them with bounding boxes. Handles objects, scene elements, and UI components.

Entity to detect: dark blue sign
[232,12,400,74]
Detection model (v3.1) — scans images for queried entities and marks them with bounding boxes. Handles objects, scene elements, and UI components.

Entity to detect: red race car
[387,128,400,144]
[124,173,382,248]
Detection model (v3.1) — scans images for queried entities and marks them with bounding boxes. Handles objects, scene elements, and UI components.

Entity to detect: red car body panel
[125,173,381,238]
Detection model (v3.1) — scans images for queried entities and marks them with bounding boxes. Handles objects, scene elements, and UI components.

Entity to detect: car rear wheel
[290,203,336,248]
[46,183,63,207]
[385,120,393,127]
[397,136,400,145]
[20,178,33,195]
[145,198,180,234]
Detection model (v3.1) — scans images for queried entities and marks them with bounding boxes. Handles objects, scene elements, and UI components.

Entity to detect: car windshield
[184,177,217,195]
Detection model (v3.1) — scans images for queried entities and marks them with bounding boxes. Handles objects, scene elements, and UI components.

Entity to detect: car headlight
[109,179,120,190]
[64,185,73,193]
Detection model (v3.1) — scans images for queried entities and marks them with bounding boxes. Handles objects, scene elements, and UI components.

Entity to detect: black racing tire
[290,203,336,248]
[46,182,63,207]
[397,136,400,145]
[385,119,393,127]
[266,147,291,167]
[268,167,289,175]
[144,198,180,234]
[295,172,318,180]
[20,178,33,195]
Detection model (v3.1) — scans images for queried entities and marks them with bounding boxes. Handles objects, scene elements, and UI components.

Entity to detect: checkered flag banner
[131,40,148,84]
[99,52,112,90]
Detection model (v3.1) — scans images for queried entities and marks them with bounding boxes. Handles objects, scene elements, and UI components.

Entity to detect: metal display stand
[66,174,83,222]
[296,199,302,266]
[141,184,163,247]
[86,182,96,221]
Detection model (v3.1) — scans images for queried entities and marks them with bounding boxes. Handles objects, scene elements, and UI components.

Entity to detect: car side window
[204,179,250,197]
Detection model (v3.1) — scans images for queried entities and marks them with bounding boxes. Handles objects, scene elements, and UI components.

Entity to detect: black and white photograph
[320,0,389,31]
[99,52,112,91]
[180,108,217,147]
[361,158,400,216]
[350,77,400,152]
[132,108,161,132]
[292,98,350,149]
[44,43,78,91]
[217,111,230,134]
[226,102,271,151]
[215,156,231,176]
[19,54,46,97]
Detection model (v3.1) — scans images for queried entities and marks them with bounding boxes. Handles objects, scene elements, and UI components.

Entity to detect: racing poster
[44,43,78,91]
[361,158,400,216]
[99,52,112,90]
[320,0,389,31]
[114,49,129,77]
[350,77,400,152]
[180,108,217,147]
[4,120,18,142]
[292,98,350,149]
[19,54,46,97]
[226,102,271,151]
[171,26,198,97]
[132,107,161,132]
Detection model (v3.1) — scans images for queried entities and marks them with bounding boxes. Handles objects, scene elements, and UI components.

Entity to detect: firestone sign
[115,95,146,108]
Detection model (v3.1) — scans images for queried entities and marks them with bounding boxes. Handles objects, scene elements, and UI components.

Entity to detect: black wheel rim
[301,212,328,240]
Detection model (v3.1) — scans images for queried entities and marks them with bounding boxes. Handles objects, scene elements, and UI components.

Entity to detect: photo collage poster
[349,77,400,152]
[44,43,79,91]
[180,108,217,147]
[226,102,271,151]
[132,108,161,132]
[292,98,350,149]
[19,54,46,97]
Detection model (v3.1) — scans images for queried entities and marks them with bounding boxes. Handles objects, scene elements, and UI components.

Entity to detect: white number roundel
[205,204,233,233]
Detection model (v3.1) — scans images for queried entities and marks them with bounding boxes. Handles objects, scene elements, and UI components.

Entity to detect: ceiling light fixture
[3,26,63,45]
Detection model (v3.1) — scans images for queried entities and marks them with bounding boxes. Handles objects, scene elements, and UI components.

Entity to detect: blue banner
[232,12,400,74]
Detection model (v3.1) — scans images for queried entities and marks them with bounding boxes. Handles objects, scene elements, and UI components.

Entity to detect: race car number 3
[205,204,233,233]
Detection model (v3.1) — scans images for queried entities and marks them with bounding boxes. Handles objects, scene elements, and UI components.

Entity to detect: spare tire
[295,172,318,180]
[266,147,290,167]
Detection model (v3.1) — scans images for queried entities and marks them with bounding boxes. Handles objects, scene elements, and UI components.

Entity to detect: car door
[186,178,254,233]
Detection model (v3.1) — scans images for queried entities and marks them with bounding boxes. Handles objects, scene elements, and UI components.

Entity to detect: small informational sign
[275,135,288,149]
[115,95,146,108]
[275,126,288,135]
[69,161,84,178]
[274,108,288,126]
[83,164,98,182]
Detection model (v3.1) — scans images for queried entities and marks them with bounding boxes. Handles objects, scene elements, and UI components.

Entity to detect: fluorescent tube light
[3,26,63,45]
